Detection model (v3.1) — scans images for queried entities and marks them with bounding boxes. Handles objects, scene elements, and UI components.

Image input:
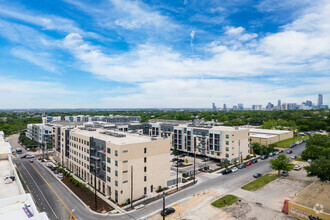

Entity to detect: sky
[0,0,329,109]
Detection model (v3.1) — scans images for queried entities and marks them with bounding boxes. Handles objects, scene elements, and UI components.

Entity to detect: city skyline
[0,0,329,108]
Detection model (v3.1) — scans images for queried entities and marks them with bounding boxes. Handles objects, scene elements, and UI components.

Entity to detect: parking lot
[170,154,220,173]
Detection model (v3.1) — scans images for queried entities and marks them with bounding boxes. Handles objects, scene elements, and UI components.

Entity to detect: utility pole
[193,146,196,183]
[43,142,46,159]
[130,165,133,208]
[162,192,165,220]
[176,151,179,191]
[94,160,98,211]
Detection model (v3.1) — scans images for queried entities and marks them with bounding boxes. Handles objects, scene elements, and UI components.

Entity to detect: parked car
[57,173,64,179]
[279,150,284,153]
[269,152,274,157]
[203,157,210,161]
[54,169,59,174]
[20,154,27,159]
[294,165,301,171]
[260,155,268,160]
[26,155,35,159]
[51,166,56,171]
[161,208,175,217]
[253,173,262,178]
[171,158,178,162]
[172,163,182,167]
[29,159,33,163]
[275,151,279,155]
[289,144,295,148]
[291,155,297,159]
[252,159,258,164]
[46,163,53,168]
[246,161,252,166]
[178,154,185,158]
[307,158,312,163]
[287,150,292,154]
[281,171,289,177]
[222,169,232,175]
[237,163,246,169]
[177,159,184,163]
[231,167,238,172]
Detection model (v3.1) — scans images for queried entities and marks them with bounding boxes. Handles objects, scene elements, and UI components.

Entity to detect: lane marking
[29,162,77,220]
[21,162,58,218]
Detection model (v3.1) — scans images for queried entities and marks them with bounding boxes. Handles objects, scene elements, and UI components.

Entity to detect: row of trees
[0,115,41,135]
[42,109,330,132]
[251,143,276,155]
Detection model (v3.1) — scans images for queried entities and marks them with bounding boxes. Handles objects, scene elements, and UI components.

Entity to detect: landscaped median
[211,194,238,208]
[241,174,277,191]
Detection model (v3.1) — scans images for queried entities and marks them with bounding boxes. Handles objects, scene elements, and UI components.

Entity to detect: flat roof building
[249,129,293,144]
[53,126,175,205]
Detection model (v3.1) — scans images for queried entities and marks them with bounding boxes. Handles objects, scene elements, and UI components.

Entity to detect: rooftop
[0,160,21,199]
[0,136,11,155]
[249,133,278,139]
[249,128,292,135]
[292,181,330,214]
[71,128,162,145]
[175,124,249,131]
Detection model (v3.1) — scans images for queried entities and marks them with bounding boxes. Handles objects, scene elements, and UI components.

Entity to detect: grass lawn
[276,136,309,148]
[241,174,277,191]
[295,157,306,162]
[211,194,238,208]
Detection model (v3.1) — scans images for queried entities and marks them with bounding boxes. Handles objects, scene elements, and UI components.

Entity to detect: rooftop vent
[100,131,126,138]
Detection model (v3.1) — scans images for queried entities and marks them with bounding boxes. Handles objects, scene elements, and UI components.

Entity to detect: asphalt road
[14,143,306,220]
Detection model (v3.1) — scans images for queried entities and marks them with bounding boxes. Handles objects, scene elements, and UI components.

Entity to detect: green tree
[224,160,228,169]
[269,155,294,177]
[234,159,237,166]
[173,146,178,155]
[304,157,330,182]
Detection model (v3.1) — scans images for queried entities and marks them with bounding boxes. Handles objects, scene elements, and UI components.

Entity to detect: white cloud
[10,47,58,73]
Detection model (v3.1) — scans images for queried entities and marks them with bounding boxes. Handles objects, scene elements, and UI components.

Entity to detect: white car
[231,167,238,172]
[294,165,301,170]
[57,173,64,179]
[26,155,35,159]
[291,155,297,159]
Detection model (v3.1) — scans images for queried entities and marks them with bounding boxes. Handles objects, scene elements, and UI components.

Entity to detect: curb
[37,160,112,216]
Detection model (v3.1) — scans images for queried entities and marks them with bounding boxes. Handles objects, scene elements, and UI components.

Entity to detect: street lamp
[93,160,98,211]
[193,146,196,183]
[176,151,179,191]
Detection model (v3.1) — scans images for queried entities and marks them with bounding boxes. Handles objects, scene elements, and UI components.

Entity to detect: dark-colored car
[281,171,289,177]
[287,150,292,154]
[21,154,27,159]
[177,159,184,163]
[171,158,178,162]
[161,208,175,216]
[279,150,284,153]
[51,166,56,171]
[222,169,232,175]
[252,159,258,164]
[260,155,268,160]
[253,173,262,178]
[238,163,246,169]
[246,161,252,166]
[54,169,59,174]
[289,144,296,148]
[29,159,33,163]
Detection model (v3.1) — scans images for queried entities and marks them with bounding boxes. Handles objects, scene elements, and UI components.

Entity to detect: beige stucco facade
[172,125,250,163]
[53,126,172,205]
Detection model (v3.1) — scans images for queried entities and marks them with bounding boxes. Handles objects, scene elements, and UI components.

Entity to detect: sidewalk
[38,158,124,214]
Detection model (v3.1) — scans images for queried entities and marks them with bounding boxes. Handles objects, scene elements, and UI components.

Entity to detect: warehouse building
[249,129,293,145]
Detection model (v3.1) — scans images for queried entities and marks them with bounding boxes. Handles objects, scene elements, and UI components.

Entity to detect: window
[144,157,147,163]
[144,148,147,153]
[115,180,118,186]
[144,176,147,182]
[123,170,128,173]
[107,148,111,154]
[144,167,147,172]
[122,150,128,153]
[226,141,229,145]
[115,160,118,166]
[107,157,111,163]
[123,181,128,183]
[115,171,118,177]
[226,153,229,158]
[87,141,89,145]
[226,134,229,138]
[226,147,229,151]
[115,150,118,156]
[107,167,111,172]
[123,160,128,163]
[87,149,89,153]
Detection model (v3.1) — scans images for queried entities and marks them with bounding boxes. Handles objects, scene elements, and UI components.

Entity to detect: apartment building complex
[172,125,250,163]
[43,115,141,124]
[27,123,53,144]
[53,126,173,204]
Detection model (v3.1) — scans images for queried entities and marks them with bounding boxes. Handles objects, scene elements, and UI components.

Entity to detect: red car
[279,150,283,153]
[246,161,252,166]
[287,150,292,154]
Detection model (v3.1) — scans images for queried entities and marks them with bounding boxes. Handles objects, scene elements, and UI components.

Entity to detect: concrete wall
[288,202,330,220]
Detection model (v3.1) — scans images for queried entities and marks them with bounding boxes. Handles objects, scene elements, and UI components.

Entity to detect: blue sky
[0,0,329,108]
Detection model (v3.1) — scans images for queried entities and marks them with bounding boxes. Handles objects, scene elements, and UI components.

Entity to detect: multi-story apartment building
[172,125,250,163]
[53,126,174,204]
[43,115,141,124]
[27,123,53,144]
